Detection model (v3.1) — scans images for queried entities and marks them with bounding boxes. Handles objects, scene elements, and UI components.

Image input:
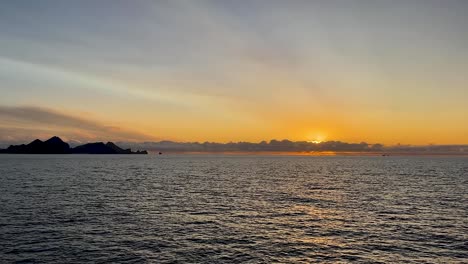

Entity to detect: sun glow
[307,133,326,144]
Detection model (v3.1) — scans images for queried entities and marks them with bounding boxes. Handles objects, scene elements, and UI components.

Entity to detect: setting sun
[307,133,327,144]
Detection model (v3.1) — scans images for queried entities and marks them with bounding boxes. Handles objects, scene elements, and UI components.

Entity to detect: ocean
[0,154,466,263]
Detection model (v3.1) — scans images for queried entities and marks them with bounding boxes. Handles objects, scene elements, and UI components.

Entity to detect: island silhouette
[0,136,148,154]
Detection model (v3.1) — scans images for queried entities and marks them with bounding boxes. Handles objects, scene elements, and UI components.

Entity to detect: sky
[0,0,467,145]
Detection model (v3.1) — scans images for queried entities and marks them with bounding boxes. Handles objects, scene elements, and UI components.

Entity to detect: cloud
[115,139,382,153]
[0,105,156,143]
[114,140,468,155]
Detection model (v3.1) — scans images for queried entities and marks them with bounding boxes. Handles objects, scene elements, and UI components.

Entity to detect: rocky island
[0,136,148,154]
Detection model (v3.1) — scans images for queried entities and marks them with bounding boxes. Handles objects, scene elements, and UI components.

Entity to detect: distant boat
[159,152,163,155]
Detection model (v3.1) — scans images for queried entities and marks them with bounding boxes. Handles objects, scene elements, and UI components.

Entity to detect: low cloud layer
[116,140,468,155]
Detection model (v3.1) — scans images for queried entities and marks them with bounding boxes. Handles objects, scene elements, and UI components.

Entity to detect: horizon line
[2,135,468,147]
[2,136,468,155]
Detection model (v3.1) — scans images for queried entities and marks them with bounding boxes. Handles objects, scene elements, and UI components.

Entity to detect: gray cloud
[115,139,381,153]
[0,105,155,144]
[115,140,468,155]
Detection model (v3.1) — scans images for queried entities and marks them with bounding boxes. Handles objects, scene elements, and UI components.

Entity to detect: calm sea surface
[0,155,467,263]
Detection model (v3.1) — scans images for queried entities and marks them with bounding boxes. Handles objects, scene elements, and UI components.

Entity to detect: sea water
[0,155,466,263]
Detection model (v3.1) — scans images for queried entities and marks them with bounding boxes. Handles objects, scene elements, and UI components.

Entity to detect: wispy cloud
[0,105,156,143]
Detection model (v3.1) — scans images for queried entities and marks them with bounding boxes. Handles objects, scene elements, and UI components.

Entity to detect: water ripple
[0,155,467,263]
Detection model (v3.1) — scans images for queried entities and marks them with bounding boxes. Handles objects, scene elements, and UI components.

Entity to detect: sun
[307,133,326,144]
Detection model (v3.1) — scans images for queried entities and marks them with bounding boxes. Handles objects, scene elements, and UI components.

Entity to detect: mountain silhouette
[105,142,133,154]
[0,136,147,154]
[72,142,146,154]
[1,136,71,154]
